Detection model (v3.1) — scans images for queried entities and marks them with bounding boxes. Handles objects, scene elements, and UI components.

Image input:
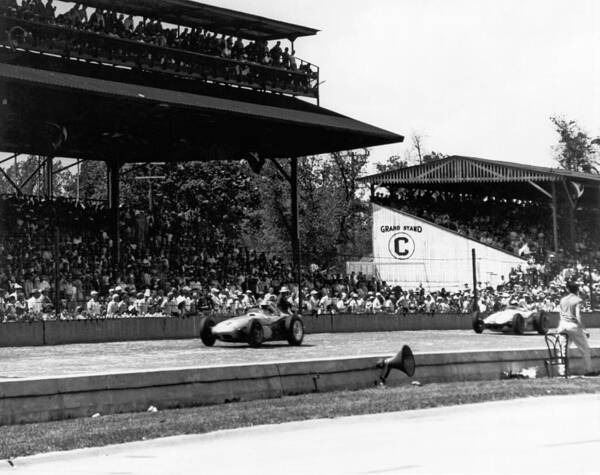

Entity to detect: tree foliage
[0,155,76,196]
[250,149,372,268]
[551,116,599,173]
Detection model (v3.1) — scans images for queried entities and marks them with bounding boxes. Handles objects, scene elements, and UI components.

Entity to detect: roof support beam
[562,180,576,252]
[0,166,22,195]
[551,182,559,253]
[0,153,18,166]
[269,158,291,183]
[53,159,85,175]
[527,181,552,199]
[18,157,46,192]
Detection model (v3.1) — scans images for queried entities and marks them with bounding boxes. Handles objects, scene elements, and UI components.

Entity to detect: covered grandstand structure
[0,0,404,312]
[357,155,600,289]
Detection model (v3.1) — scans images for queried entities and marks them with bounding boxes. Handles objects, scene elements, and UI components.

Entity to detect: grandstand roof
[359,155,600,186]
[80,0,319,41]
[0,64,403,161]
[358,155,600,202]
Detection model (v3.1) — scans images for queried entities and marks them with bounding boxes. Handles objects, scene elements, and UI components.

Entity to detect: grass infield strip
[1,377,599,460]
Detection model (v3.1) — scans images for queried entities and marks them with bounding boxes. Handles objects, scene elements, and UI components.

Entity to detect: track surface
[1,329,598,380]
[4,394,600,474]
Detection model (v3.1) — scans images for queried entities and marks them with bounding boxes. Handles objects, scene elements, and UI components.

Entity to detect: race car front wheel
[286,316,304,346]
[472,312,484,334]
[512,314,525,335]
[199,317,216,346]
[248,320,264,347]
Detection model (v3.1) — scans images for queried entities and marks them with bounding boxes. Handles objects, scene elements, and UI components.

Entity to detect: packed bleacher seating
[0,193,598,322]
[0,0,318,95]
[374,188,569,259]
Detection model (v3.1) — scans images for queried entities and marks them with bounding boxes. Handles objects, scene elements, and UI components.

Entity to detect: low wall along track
[2,312,600,347]
[1,328,599,426]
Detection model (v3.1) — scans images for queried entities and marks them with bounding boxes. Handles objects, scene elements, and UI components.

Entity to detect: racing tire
[472,312,484,334]
[512,313,525,335]
[534,310,549,335]
[247,320,264,347]
[199,317,216,347]
[286,316,304,346]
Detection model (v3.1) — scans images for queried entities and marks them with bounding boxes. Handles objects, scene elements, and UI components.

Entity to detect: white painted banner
[372,204,527,290]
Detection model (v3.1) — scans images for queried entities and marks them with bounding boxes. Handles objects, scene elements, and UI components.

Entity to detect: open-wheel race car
[472,307,549,335]
[199,304,305,347]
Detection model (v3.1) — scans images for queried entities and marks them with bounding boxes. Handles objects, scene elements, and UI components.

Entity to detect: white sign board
[372,204,527,290]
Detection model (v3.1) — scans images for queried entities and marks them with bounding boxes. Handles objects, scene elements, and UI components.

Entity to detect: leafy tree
[119,161,261,240]
[251,149,372,268]
[551,116,599,173]
[375,155,409,173]
[422,151,447,163]
[0,155,77,196]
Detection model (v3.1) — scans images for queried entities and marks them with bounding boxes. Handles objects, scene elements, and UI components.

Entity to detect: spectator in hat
[106,294,120,318]
[276,286,293,314]
[4,293,17,322]
[306,290,319,315]
[86,290,102,318]
[27,288,43,315]
[241,290,255,310]
[347,293,359,313]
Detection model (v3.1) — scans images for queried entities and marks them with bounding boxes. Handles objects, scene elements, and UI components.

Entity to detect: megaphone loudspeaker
[377,345,416,384]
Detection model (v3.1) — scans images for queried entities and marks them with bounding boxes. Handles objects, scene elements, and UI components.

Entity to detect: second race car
[199,304,304,347]
[472,306,549,335]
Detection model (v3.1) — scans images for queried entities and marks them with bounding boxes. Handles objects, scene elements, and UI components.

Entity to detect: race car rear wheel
[534,310,549,335]
[286,316,304,346]
[199,317,216,347]
[472,312,484,334]
[248,320,264,347]
[512,313,525,335]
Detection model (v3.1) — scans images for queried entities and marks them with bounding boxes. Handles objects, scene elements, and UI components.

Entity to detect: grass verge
[1,377,599,460]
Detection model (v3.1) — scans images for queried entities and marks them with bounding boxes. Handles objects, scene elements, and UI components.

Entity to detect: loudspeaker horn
[377,345,416,385]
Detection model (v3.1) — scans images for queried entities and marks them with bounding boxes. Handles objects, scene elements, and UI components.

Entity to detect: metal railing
[0,14,320,99]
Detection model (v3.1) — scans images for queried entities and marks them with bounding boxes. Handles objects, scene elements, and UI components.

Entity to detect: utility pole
[134,175,166,211]
[472,249,479,312]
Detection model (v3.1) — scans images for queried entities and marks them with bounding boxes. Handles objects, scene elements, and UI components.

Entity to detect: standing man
[86,290,102,318]
[557,282,593,375]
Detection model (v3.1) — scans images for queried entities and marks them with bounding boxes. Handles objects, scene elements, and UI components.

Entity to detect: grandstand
[0,0,404,317]
[357,155,600,291]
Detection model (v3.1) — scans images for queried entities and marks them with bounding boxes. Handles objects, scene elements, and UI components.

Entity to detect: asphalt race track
[4,394,600,474]
[1,329,599,380]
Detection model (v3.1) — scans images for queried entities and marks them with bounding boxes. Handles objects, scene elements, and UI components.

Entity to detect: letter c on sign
[394,236,409,256]
[388,232,415,260]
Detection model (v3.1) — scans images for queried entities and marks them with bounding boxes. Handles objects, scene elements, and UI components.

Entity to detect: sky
[197,0,600,170]
[6,0,600,172]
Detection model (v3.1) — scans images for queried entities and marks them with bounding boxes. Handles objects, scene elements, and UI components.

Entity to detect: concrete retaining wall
[1,347,598,425]
[2,312,600,347]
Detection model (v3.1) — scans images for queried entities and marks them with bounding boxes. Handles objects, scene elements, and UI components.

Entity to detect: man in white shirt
[86,291,102,318]
[26,289,43,315]
[556,282,593,375]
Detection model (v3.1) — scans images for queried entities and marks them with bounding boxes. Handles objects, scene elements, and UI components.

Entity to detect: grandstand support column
[107,160,122,266]
[290,156,303,314]
[597,186,600,246]
[471,249,478,312]
[44,156,54,199]
[43,156,60,314]
[551,182,559,253]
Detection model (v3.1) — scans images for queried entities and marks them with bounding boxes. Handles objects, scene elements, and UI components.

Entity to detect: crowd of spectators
[1,0,316,92]
[0,193,598,323]
[375,189,559,259]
